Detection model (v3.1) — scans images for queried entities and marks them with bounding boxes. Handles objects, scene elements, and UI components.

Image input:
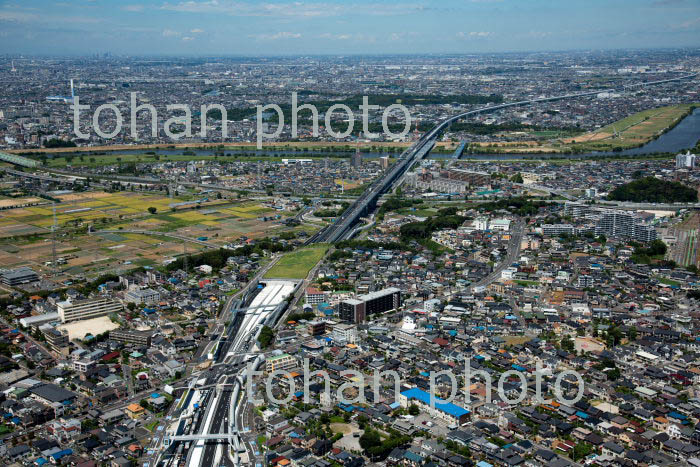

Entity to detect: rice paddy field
[0,191,319,280]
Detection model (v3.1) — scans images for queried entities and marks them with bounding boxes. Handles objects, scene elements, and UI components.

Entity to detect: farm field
[264,244,329,279]
[0,191,320,280]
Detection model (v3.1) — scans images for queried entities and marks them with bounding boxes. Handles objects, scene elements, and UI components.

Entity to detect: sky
[0,0,698,56]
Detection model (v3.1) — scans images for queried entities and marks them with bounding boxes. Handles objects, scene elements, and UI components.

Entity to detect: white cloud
[0,9,101,24]
[190,28,204,33]
[675,16,700,29]
[388,32,418,41]
[526,31,552,38]
[318,32,378,41]
[251,31,302,40]
[162,29,181,37]
[161,1,424,18]
[182,36,194,41]
[0,11,39,22]
[457,31,493,38]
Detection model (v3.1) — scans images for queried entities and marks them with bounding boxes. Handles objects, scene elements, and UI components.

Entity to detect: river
[48,108,700,162]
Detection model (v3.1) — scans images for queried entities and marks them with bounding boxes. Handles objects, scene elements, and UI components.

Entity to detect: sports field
[264,244,329,279]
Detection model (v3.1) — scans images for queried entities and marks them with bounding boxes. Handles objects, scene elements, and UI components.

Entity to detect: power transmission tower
[183,241,188,274]
[51,203,58,277]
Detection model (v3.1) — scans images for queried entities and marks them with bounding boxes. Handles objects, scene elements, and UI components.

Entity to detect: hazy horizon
[1,0,699,56]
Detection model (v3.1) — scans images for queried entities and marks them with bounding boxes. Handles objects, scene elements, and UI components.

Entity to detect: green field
[567,103,698,151]
[264,244,329,279]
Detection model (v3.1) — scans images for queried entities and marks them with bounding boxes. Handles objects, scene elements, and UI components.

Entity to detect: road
[469,219,525,291]
[122,363,134,398]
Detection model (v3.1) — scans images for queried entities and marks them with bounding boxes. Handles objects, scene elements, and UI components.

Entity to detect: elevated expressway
[309,73,697,244]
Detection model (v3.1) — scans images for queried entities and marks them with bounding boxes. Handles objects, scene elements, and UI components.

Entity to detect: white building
[57,298,123,323]
[332,323,357,345]
[124,288,160,305]
[473,217,489,231]
[490,219,511,231]
[305,287,327,305]
[676,151,696,169]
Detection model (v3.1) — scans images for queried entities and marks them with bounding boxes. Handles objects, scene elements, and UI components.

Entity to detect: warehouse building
[1,267,39,286]
[399,387,470,426]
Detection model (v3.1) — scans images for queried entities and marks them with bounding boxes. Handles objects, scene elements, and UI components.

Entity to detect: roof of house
[400,388,470,417]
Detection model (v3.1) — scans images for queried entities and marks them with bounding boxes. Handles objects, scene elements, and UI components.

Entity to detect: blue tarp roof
[575,411,589,419]
[51,449,72,460]
[338,403,355,412]
[400,388,469,417]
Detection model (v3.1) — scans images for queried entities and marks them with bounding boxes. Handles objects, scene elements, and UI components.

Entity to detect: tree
[607,368,621,381]
[258,325,275,349]
[510,173,524,183]
[408,404,420,416]
[561,336,574,352]
[147,207,157,214]
[571,442,593,461]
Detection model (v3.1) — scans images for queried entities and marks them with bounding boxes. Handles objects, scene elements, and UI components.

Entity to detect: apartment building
[339,287,401,324]
[304,287,327,305]
[124,288,160,305]
[109,329,153,346]
[44,327,70,356]
[332,323,357,345]
[265,353,297,374]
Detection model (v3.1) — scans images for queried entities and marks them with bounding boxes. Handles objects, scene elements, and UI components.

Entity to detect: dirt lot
[331,423,363,451]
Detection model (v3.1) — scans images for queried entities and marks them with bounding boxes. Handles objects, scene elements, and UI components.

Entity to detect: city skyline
[0,0,699,55]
